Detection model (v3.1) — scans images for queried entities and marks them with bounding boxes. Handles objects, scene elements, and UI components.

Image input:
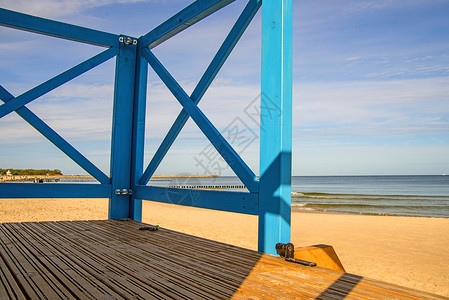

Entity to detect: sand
[1,198,448,297]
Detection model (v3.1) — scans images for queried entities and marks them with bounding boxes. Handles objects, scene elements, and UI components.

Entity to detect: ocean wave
[291,192,449,199]
[291,202,449,218]
[301,203,449,209]
[291,193,449,205]
[291,192,305,196]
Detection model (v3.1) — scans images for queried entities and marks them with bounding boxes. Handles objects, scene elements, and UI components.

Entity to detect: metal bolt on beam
[119,36,137,45]
[115,189,132,195]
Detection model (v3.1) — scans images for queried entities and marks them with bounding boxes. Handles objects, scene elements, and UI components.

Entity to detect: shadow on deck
[0,220,445,299]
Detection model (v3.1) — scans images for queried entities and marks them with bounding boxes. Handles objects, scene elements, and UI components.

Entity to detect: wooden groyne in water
[0,174,245,189]
[168,184,246,189]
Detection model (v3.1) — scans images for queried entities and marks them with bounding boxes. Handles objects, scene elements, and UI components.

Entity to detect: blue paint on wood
[0,183,111,198]
[0,47,118,119]
[129,46,148,222]
[0,8,119,48]
[0,86,110,184]
[258,0,293,254]
[134,185,258,215]
[139,0,235,49]
[109,40,137,220]
[140,0,261,185]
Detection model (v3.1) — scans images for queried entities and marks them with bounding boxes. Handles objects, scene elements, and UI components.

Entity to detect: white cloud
[3,76,448,176]
[144,79,260,145]
[0,0,149,18]
[5,76,448,144]
[0,77,261,145]
[344,0,449,14]
[293,77,449,139]
[0,82,114,144]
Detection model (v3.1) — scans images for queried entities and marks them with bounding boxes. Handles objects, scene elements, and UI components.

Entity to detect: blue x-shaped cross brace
[0,0,261,192]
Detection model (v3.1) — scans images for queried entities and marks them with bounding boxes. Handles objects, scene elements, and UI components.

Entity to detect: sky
[0,0,448,177]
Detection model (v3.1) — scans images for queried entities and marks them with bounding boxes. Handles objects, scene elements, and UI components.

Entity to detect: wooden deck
[0,220,445,299]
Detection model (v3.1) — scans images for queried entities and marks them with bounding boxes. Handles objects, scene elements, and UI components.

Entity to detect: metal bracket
[276,243,317,267]
[115,189,133,196]
[119,36,137,46]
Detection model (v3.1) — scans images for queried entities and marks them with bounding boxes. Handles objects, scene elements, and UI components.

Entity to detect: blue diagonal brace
[142,48,258,192]
[140,0,235,49]
[140,0,261,185]
[0,47,118,120]
[0,86,110,184]
[0,8,119,48]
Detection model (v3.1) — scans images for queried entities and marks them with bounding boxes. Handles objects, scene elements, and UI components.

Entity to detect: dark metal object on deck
[276,243,317,267]
[139,225,160,231]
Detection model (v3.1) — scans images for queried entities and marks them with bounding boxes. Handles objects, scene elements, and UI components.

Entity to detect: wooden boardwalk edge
[0,220,447,299]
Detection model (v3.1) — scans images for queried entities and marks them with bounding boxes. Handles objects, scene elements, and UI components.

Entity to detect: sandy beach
[1,198,448,297]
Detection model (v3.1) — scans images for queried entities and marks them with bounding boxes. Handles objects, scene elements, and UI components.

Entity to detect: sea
[290,175,449,218]
[7,175,448,218]
[149,175,449,218]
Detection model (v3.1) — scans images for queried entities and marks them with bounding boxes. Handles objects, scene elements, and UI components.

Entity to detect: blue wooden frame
[0,0,291,255]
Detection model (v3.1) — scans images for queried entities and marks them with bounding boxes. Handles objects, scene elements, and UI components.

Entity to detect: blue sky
[0,0,448,176]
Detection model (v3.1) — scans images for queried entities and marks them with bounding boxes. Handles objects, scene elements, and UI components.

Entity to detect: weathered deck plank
[0,220,446,299]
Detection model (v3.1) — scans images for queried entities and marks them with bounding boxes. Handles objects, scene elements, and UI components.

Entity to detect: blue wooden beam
[129,46,148,222]
[140,0,261,185]
[0,47,118,120]
[134,185,258,215]
[0,86,110,184]
[258,0,293,255]
[142,48,259,193]
[139,0,235,49]
[0,183,111,198]
[109,38,137,220]
[0,8,119,48]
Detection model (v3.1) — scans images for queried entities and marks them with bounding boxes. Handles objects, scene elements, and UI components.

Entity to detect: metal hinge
[115,189,133,196]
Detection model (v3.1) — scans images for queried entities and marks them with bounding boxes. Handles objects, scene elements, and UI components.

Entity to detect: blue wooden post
[130,45,148,221]
[258,0,293,254]
[109,36,138,220]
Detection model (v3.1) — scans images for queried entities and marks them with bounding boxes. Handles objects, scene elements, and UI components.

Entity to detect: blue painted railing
[0,0,292,255]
